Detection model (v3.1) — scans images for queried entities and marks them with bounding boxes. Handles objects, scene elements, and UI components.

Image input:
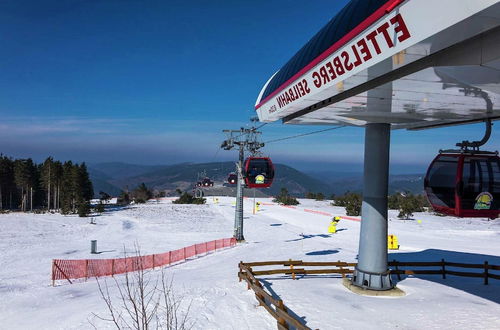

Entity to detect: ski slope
[0,198,499,329]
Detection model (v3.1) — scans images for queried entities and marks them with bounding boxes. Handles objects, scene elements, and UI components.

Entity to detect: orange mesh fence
[304,208,333,216]
[207,240,216,251]
[52,237,236,284]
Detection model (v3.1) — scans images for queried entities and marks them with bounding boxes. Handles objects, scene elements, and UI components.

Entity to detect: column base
[352,266,394,291]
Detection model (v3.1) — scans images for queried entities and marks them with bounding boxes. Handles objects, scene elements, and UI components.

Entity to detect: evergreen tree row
[0,155,93,214]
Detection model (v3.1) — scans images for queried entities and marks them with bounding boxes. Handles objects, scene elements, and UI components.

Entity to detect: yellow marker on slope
[388,234,399,250]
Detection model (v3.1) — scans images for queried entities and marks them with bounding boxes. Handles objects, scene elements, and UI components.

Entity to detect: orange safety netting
[52,237,236,283]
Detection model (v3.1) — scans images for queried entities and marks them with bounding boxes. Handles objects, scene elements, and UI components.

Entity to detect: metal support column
[234,145,245,241]
[352,123,393,290]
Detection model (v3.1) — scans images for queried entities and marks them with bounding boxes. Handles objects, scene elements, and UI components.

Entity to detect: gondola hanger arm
[456,119,492,151]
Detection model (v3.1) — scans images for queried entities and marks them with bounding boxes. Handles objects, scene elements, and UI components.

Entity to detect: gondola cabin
[201,177,214,187]
[243,157,275,188]
[227,173,237,185]
[424,151,500,219]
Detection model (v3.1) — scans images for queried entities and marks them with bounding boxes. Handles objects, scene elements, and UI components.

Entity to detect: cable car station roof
[255,0,500,129]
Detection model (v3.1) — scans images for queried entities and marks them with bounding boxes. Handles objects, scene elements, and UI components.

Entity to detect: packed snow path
[0,198,499,329]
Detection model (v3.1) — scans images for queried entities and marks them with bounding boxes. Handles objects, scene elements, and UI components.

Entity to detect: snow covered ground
[0,197,499,329]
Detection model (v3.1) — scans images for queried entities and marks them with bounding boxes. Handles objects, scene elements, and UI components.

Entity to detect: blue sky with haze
[1,0,499,173]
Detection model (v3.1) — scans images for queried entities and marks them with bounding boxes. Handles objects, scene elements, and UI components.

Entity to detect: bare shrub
[91,246,192,330]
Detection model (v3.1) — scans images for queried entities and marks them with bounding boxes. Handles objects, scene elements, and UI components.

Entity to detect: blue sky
[1,0,499,173]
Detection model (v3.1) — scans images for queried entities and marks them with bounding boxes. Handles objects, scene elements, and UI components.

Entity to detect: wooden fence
[239,259,500,329]
[389,259,500,285]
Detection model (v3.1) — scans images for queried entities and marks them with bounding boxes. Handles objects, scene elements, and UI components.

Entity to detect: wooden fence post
[152,254,155,270]
[239,261,243,282]
[394,259,401,281]
[183,247,186,260]
[111,259,115,276]
[277,300,288,329]
[441,259,446,279]
[289,259,295,280]
[484,261,489,285]
[338,260,345,278]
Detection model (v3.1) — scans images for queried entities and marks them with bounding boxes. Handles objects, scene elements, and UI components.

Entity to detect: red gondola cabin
[227,173,237,185]
[243,157,275,188]
[424,151,500,219]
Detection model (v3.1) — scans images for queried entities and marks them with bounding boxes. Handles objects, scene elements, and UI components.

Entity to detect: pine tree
[132,183,152,203]
[118,190,131,205]
[60,161,74,214]
[273,188,299,206]
[0,156,15,210]
[40,157,54,210]
[52,161,63,210]
[14,159,36,211]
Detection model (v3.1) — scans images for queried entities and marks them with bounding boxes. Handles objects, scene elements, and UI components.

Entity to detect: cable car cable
[264,126,345,144]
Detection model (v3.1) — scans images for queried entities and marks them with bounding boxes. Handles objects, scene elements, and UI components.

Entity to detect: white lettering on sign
[273,13,411,110]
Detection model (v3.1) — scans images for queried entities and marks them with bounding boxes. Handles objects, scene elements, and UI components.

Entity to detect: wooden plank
[252,269,306,276]
[245,269,261,286]
[300,261,355,267]
[250,283,281,306]
[243,261,301,267]
[255,295,279,320]
[488,273,500,280]
[388,261,442,267]
[278,323,289,330]
[252,268,353,276]
[446,270,484,278]
[390,270,440,275]
[283,260,304,266]
[277,300,289,329]
[303,269,353,275]
[445,262,485,269]
[276,307,311,330]
[488,265,500,271]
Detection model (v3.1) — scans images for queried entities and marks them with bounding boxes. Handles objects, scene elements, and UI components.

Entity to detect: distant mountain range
[88,162,424,198]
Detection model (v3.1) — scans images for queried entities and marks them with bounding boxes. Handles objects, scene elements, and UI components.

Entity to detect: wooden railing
[389,259,500,285]
[239,259,500,329]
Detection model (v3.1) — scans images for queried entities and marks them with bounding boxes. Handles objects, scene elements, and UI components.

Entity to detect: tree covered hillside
[0,155,93,214]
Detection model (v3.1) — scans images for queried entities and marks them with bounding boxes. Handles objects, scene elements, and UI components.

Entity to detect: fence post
[168,251,171,265]
[394,259,401,281]
[277,300,288,329]
[205,242,208,254]
[215,240,217,252]
[441,259,446,279]
[111,259,115,276]
[194,244,198,256]
[484,261,489,285]
[238,261,243,282]
[183,247,186,261]
[152,254,155,270]
[289,259,295,280]
[85,260,89,281]
[338,260,345,278]
[52,260,55,287]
